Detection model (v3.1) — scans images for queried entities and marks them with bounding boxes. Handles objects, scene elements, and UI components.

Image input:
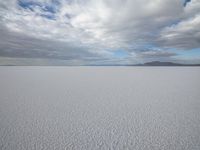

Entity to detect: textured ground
[0,67,200,150]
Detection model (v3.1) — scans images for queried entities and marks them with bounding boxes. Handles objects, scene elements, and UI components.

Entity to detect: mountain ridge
[137,61,200,66]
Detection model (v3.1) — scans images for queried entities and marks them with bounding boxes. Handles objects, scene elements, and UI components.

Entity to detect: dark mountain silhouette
[137,61,200,66]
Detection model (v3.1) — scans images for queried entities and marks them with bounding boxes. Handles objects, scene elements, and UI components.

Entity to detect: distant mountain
[137,61,200,66]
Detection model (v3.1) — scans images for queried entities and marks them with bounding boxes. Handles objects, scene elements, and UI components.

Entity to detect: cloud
[0,26,105,63]
[137,50,177,58]
[0,0,200,65]
[159,14,200,49]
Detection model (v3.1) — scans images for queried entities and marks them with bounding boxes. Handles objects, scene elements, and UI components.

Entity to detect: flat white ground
[0,67,200,150]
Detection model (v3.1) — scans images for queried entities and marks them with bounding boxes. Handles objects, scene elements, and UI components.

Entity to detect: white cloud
[0,0,200,65]
[159,14,200,49]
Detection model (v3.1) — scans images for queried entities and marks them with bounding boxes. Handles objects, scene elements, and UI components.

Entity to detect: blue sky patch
[18,0,57,20]
[18,0,57,14]
[183,0,191,7]
[40,14,56,20]
[113,50,128,58]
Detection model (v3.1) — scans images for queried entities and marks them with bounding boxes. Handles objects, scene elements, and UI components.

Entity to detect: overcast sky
[0,0,200,65]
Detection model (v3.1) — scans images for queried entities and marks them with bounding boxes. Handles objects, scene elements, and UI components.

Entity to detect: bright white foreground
[0,67,200,150]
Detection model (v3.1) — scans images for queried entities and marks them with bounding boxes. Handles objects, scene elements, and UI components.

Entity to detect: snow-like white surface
[0,67,200,150]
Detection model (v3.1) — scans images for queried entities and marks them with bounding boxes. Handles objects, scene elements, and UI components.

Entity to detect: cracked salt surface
[0,67,200,150]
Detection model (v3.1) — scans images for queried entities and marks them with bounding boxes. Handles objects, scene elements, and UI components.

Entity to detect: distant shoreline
[0,61,200,67]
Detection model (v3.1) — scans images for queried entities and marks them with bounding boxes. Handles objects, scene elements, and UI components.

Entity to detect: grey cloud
[0,0,200,65]
[0,26,102,63]
[0,0,187,49]
[137,50,177,58]
[159,14,200,49]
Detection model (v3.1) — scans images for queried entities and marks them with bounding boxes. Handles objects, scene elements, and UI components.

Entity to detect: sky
[0,0,200,65]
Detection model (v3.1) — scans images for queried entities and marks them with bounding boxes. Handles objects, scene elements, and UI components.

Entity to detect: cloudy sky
[0,0,200,65]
